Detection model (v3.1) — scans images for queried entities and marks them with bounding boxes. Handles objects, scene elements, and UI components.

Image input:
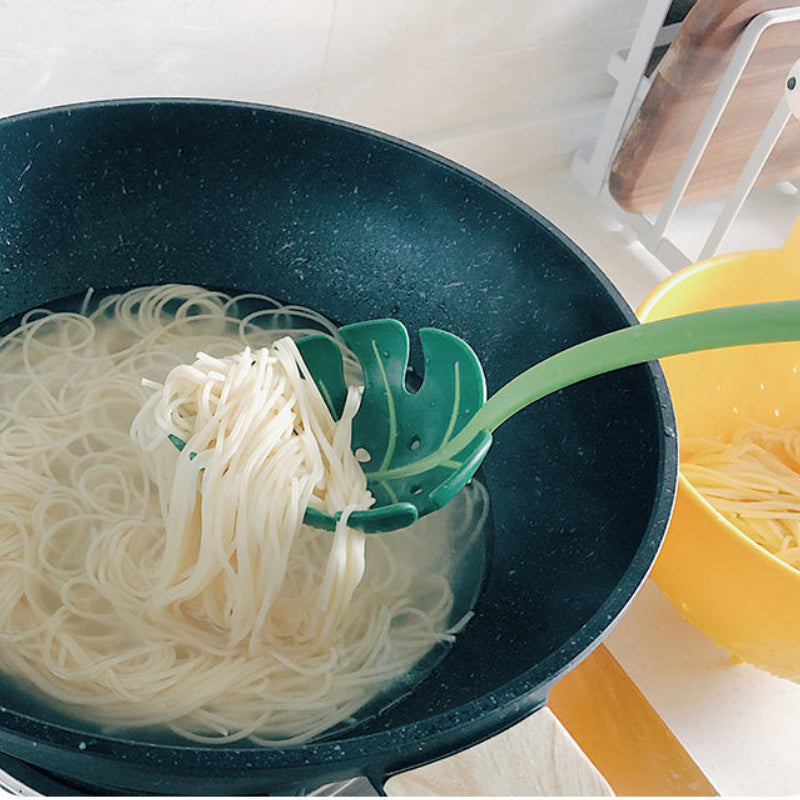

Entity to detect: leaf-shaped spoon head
[299,319,492,533]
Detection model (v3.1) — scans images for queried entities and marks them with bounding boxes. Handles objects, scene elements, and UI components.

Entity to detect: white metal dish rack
[571,0,800,271]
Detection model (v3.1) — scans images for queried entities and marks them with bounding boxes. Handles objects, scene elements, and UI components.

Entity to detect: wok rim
[0,97,678,782]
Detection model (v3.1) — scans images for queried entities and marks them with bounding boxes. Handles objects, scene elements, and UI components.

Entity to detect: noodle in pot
[0,284,488,745]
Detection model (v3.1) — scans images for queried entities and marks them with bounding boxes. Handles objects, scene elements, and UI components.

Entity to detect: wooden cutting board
[609,0,800,213]
[384,644,716,796]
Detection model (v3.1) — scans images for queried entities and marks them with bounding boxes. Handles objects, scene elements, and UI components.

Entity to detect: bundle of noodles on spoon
[132,337,373,650]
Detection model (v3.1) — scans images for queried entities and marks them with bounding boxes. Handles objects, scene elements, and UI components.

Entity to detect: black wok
[0,99,677,795]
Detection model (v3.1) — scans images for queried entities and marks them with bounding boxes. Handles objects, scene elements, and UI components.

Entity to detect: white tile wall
[0,1,336,111]
[0,0,647,181]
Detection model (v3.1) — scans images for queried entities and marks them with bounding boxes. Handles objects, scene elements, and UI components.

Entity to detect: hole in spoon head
[411,485,423,495]
[409,435,421,451]
[355,447,372,463]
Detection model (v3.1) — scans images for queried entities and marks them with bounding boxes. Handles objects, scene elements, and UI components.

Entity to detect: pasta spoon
[169,301,800,533]
[294,300,800,532]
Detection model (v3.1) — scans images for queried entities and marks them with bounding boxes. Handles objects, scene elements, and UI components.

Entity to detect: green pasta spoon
[294,300,800,533]
[168,300,800,533]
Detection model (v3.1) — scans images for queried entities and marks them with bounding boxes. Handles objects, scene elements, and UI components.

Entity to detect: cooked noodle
[0,284,488,745]
[681,423,800,569]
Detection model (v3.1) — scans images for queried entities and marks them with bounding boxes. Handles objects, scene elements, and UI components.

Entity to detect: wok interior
[0,102,670,754]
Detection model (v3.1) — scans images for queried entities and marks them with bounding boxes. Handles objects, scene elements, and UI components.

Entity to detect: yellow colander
[638,216,800,681]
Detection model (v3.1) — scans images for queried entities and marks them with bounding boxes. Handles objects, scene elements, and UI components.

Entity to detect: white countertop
[607,581,800,796]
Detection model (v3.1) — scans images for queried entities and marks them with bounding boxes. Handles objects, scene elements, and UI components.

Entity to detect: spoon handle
[450,300,800,453]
